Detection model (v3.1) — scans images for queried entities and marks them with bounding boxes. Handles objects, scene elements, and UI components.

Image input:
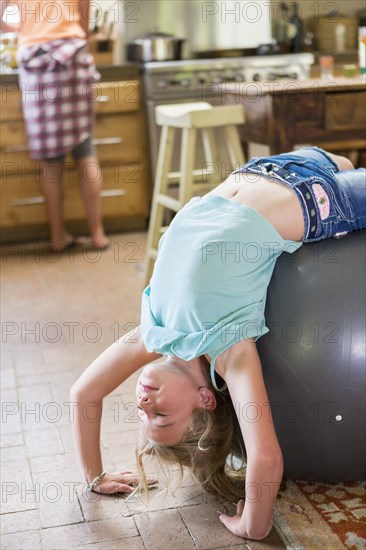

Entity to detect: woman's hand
[91,470,158,495]
[219,500,273,540]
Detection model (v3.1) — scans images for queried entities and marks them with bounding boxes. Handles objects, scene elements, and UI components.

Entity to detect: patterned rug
[274,480,366,550]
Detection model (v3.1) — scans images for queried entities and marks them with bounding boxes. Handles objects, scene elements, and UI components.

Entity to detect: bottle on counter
[274,2,289,50]
[286,2,303,53]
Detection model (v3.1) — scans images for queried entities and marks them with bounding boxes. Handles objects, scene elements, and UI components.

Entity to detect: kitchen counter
[0,63,141,85]
[224,76,366,157]
[0,63,149,242]
[225,76,366,95]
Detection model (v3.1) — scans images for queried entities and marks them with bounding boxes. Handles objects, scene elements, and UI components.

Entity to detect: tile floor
[1,233,286,550]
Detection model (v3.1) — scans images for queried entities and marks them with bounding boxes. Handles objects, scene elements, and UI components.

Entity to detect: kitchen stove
[143,53,314,183]
[143,53,314,98]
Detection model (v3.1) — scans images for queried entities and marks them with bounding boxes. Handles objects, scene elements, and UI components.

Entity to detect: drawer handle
[92,137,124,145]
[11,196,45,206]
[100,189,127,197]
[3,144,30,153]
[95,95,110,103]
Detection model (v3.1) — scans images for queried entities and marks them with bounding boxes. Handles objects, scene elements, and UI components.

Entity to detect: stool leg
[223,125,246,169]
[179,128,197,205]
[201,128,222,187]
[144,125,176,286]
[155,125,176,195]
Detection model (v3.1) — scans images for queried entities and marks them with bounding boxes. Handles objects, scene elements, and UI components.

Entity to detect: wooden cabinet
[224,78,366,159]
[0,76,149,242]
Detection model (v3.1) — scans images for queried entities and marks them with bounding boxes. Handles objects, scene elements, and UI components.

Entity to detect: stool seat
[156,102,245,129]
[144,102,246,285]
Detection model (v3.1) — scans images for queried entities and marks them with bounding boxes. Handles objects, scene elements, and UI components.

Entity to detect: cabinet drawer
[101,164,147,218]
[0,173,47,228]
[0,120,29,148]
[94,81,139,114]
[0,146,40,175]
[325,91,366,131]
[94,113,141,163]
[0,85,23,121]
[1,111,142,165]
[63,163,147,220]
[0,81,140,123]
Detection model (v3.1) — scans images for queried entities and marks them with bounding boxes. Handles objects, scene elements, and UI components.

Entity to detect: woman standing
[1,0,109,251]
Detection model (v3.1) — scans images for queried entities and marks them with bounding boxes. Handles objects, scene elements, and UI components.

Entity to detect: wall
[92,0,366,62]
[279,0,364,20]
[120,0,272,57]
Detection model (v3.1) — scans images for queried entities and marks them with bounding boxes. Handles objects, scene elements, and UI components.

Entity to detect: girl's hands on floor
[219,500,273,540]
[91,470,158,494]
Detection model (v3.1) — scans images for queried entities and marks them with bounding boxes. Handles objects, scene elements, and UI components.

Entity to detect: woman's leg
[40,159,74,250]
[77,155,110,249]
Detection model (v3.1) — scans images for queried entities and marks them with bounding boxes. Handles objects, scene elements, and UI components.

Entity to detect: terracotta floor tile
[29,452,82,477]
[0,529,42,550]
[76,486,131,522]
[23,427,64,457]
[213,545,249,550]
[40,517,138,549]
[135,508,196,549]
[0,432,24,448]
[32,469,84,529]
[0,445,27,462]
[0,367,16,390]
[1,458,35,514]
[1,389,22,435]
[179,501,248,549]
[77,536,145,549]
[0,509,40,535]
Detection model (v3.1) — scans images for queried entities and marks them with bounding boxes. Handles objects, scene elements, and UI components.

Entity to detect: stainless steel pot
[126,32,185,62]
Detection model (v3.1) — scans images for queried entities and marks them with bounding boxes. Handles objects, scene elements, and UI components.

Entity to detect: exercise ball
[258,230,366,481]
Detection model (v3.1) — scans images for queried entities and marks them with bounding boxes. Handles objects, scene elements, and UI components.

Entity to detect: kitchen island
[223,77,366,158]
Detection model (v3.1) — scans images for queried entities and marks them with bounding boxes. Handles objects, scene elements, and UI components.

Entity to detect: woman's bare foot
[88,236,110,250]
[48,234,87,252]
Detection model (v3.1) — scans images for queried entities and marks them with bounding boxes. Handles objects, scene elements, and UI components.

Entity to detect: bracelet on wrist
[88,471,106,491]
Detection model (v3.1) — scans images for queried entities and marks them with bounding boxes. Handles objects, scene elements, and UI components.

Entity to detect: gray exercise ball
[258,230,366,481]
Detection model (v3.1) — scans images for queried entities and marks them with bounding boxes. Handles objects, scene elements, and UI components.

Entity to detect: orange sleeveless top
[13,0,86,48]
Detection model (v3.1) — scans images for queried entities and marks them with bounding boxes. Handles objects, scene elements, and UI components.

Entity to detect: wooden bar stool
[144,101,245,286]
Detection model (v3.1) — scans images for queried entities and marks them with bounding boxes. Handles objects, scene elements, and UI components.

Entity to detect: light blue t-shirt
[141,195,302,385]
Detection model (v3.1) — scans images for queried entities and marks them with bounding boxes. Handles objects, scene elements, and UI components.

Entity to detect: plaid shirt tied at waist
[17,38,100,160]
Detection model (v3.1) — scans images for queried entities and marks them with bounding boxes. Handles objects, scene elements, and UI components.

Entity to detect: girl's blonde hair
[135,369,246,502]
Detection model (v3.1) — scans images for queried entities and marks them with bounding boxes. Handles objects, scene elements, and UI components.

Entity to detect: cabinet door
[0,121,40,174]
[62,163,147,220]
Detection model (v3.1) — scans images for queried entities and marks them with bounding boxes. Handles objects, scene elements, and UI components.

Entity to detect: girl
[71,147,365,541]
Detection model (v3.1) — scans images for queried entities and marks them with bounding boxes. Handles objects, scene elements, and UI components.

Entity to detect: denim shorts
[233,147,366,243]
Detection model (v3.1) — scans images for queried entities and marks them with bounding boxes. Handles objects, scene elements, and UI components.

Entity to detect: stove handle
[268,72,298,80]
